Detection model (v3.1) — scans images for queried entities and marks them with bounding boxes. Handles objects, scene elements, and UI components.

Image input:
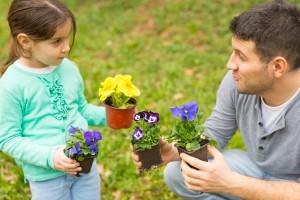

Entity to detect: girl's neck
[15,59,56,74]
[19,57,48,69]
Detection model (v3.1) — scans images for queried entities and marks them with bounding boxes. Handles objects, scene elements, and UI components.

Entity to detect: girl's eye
[53,39,61,44]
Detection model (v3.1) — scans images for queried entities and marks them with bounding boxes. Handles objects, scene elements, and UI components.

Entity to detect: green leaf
[209,140,218,147]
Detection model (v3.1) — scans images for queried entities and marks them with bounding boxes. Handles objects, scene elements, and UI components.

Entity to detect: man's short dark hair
[230,0,300,70]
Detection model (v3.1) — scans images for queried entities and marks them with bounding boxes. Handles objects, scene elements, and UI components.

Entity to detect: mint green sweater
[0,58,106,181]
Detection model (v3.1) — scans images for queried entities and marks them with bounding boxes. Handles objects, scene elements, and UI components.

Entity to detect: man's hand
[53,145,82,175]
[180,145,236,194]
[130,137,180,174]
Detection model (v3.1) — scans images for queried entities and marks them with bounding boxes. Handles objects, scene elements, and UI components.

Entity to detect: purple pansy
[84,130,102,145]
[69,142,82,155]
[170,101,198,121]
[133,112,144,121]
[68,126,78,134]
[132,127,144,141]
[143,111,150,122]
[146,112,159,125]
[89,144,99,155]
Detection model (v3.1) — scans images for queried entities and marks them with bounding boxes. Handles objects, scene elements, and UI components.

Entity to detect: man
[131,0,300,199]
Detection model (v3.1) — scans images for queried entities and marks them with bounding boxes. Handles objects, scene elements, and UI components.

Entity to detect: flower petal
[183,101,198,121]
[68,126,77,134]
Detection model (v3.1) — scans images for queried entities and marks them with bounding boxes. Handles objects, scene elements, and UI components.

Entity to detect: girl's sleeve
[76,69,107,127]
[0,86,57,169]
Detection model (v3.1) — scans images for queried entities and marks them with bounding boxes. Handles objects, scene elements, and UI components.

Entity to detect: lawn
[0,0,299,199]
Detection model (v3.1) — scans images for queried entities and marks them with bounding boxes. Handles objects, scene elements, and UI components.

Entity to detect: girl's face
[24,18,72,68]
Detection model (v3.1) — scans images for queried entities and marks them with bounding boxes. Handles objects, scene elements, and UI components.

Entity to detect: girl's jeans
[29,161,100,200]
[164,149,286,200]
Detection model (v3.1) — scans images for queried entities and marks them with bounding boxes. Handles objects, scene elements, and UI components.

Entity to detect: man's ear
[16,33,32,50]
[272,56,288,78]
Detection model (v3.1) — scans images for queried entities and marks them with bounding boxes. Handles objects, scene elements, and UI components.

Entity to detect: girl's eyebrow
[50,35,68,41]
[51,32,71,40]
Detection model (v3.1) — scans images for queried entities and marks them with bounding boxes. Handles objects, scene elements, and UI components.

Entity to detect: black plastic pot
[176,143,209,169]
[135,143,163,172]
[76,155,97,176]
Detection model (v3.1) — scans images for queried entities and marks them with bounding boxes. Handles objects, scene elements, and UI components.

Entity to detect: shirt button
[259,146,264,151]
[258,122,263,127]
[62,129,65,132]
[261,137,267,140]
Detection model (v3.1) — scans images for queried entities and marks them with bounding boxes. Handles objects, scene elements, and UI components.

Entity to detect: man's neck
[262,69,300,106]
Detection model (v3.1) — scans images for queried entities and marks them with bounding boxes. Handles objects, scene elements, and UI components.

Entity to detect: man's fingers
[131,151,140,161]
[207,145,222,159]
[180,153,210,171]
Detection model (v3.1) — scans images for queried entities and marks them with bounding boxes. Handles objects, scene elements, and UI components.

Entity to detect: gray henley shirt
[204,71,300,182]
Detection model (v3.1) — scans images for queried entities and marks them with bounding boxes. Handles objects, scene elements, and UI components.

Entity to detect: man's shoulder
[218,71,238,95]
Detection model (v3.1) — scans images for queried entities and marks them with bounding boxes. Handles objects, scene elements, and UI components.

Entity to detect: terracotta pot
[76,155,97,177]
[176,143,209,169]
[104,97,137,130]
[135,143,163,172]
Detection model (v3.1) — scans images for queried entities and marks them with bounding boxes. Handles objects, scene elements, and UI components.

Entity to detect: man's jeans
[164,149,285,200]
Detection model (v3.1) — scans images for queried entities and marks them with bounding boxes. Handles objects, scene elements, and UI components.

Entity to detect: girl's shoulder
[0,64,25,85]
[59,58,78,69]
[58,58,81,74]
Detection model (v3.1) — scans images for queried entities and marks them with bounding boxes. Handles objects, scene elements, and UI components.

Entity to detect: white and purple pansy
[133,112,144,121]
[143,111,159,125]
[146,112,159,125]
[143,111,149,122]
[132,127,144,141]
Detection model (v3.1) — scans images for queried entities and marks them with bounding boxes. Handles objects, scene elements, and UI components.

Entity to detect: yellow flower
[98,74,140,108]
[115,75,140,97]
[98,77,117,101]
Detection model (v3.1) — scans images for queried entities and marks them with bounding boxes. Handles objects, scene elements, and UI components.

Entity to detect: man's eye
[239,53,245,61]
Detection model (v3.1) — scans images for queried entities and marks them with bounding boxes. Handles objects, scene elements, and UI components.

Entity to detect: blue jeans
[29,161,100,200]
[164,149,285,200]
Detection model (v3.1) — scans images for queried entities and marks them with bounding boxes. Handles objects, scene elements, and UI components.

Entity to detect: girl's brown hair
[1,0,76,75]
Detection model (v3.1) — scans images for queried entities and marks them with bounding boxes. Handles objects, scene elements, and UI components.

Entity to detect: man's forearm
[228,172,300,200]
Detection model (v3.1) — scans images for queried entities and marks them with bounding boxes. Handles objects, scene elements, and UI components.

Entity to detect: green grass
[1,0,300,199]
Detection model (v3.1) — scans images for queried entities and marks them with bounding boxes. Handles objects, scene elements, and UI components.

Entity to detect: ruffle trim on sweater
[38,73,68,120]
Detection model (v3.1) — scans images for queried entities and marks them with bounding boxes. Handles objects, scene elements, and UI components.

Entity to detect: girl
[0,0,106,199]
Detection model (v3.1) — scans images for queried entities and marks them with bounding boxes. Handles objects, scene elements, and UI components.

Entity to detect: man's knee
[164,161,183,194]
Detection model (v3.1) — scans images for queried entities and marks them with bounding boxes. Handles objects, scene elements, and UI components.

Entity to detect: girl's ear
[16,33,32,50]
[272,56,288,78]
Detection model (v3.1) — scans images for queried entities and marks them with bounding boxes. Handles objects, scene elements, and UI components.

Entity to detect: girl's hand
[130,137,180,175]
[53,145,82,175]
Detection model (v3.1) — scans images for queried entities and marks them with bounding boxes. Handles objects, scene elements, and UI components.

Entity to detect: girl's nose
[62,39,70,53]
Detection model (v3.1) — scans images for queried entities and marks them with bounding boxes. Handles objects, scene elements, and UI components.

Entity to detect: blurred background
[0,0,299,199]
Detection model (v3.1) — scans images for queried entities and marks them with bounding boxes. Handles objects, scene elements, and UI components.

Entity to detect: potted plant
[66,126,102,176]
[98,74,141,129]
[131,111,163,172]
[165,101,217,164]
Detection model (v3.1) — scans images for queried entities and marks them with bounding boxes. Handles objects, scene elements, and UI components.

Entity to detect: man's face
[227,37,274,95]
